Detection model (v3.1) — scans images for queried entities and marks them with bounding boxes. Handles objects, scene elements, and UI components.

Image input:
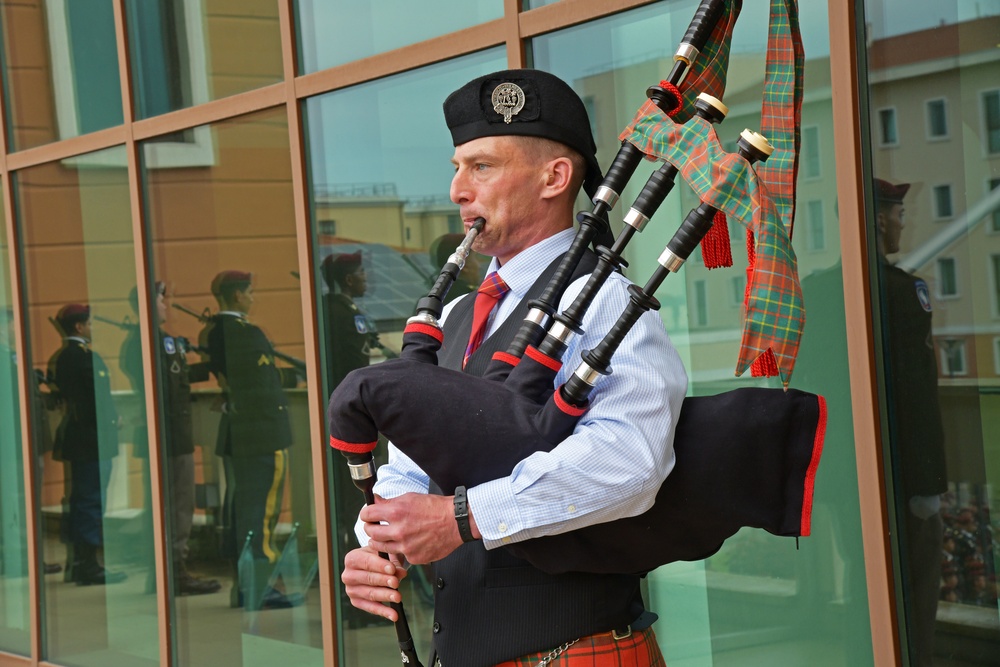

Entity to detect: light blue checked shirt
[359,227,687,550]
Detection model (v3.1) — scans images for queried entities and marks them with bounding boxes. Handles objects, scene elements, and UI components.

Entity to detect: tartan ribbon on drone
[620,0,804,384]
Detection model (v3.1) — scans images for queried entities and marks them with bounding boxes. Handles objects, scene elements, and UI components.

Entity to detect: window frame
[877,106,899,147]
[924,97,949,141]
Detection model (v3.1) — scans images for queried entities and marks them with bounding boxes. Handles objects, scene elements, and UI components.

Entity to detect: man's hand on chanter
[341,546,408,622]
[361,492,479,565]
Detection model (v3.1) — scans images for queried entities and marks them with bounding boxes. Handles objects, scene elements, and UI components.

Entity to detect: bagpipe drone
[328,0,820,661]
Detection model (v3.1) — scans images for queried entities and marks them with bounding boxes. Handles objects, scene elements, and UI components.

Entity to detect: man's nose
[450,169,470,204]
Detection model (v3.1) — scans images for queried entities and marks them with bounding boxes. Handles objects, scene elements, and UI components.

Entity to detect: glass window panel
[125,0,283,120]
[302,47,504,665]
[807,199,826,252]
[0,0,124,151]
[864,1,1000,662]
[294,0,502,74]
[802,125,821,178]
[0,191,31,657]
[15,146,158,665]
[534,0,873,664]
[140,107,322,667]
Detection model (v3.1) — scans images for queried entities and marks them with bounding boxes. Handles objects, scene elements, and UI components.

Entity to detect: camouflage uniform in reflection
[119,282,220,596]
[47,304,126,586]
[203,271,299,610]
[876,179,948,667]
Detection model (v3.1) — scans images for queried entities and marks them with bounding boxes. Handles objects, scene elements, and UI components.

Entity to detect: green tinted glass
[140,108,322,667]
[533,1,873,664]
[294,0,503,74]
[0,0,124,151]
[0,190,30,657]
[16,145,159,665]
[125,0,283,120]
[302,47,504,664]
[863,1,1000,662]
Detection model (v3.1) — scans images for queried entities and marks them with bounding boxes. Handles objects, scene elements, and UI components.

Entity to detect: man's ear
[540,157,573,200]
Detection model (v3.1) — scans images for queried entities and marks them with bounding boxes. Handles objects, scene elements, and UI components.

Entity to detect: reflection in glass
[141,108,322,667]
[302,48,502,664]
[864,3,1000,663]
[0,194,31,656]
[0,0,123,151]
[16,146,158,665]
[125,0,283,120]
[534,1,871,664]
[294,0,502,74]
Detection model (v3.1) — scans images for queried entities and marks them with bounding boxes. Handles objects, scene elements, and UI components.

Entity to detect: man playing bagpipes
[340,69,686,666]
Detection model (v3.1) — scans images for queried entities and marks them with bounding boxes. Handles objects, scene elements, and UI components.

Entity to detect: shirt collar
[489,228,575,300]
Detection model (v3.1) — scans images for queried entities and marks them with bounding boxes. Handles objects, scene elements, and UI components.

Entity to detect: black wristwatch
[454,485,476,543]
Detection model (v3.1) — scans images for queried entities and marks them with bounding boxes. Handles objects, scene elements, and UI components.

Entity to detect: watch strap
[454,485,475,543]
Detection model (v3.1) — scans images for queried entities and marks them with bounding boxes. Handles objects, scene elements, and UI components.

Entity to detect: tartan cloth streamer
[619,0,804,385]
[493,626,666,666]
[668,0,742,122]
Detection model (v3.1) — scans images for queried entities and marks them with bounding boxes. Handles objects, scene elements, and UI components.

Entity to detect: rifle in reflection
[172,302,307,373]
[93,314,137,331]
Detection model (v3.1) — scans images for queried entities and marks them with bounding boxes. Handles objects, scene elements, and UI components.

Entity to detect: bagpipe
[328,0,820,661]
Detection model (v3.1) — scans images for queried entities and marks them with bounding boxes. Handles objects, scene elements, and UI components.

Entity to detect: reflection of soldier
[875,179,947,667]
[47,304,126,586]
[320,252,387,627]
[320,253,373,388]
[202,270,296,609]
[120,283,220,596]
[428,233,483,304]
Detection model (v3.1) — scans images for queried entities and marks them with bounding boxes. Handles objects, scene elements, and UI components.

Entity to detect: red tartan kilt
[493,627,666,666]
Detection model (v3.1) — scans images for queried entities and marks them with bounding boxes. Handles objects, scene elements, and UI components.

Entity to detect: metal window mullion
[112,2,172,666]
[826,0,900,665]
[277,2,337,665]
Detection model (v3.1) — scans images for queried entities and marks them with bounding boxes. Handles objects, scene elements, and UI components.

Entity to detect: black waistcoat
[429,251,645,667]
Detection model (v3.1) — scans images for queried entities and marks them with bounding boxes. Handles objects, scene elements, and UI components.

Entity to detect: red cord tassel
[743,229,778,378]
[657,80,684,117]
[700,211,733,269]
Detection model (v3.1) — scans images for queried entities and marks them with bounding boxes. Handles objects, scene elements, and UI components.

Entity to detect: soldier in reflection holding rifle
[201,270,298,609]
[118,282,221,596]
[47,304,126,586]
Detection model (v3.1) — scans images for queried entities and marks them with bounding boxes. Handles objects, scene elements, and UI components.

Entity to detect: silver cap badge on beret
[491,82,525,124]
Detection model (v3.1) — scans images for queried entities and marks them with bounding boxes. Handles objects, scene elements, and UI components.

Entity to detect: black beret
[443,69,602,198]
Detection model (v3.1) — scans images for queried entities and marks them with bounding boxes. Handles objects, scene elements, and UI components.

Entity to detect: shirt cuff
[467,477,524,549]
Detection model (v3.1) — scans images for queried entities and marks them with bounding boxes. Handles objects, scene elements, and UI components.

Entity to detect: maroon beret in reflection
[874,178,910,204]
[211,270,252,296]
[57,303,90,321]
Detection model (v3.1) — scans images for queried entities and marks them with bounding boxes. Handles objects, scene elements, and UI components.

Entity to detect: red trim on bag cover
[329,436,378,454]
[553,386,587,416]
[800,394,827,536]
[404,322,443,342]
[525,345,562,372]
[491,351,520,367]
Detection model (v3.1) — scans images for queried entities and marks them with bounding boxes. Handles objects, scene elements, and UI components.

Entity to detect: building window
[984,90,1000,154]
[933,184,954,219]
[925,98,948,139]
[806,200,825,251]
[992,255,1000,315]
[939,339,967,376]
[693,280,708,327]
[878,107,898,146]
[729,275,746,307]
[990,179,1000,233]
[318,219,337,236]
[802,126,820,178]
[994,338,1000,376]
[936,257,958,297]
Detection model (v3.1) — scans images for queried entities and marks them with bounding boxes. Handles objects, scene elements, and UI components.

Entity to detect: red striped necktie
[463,271,510,369]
